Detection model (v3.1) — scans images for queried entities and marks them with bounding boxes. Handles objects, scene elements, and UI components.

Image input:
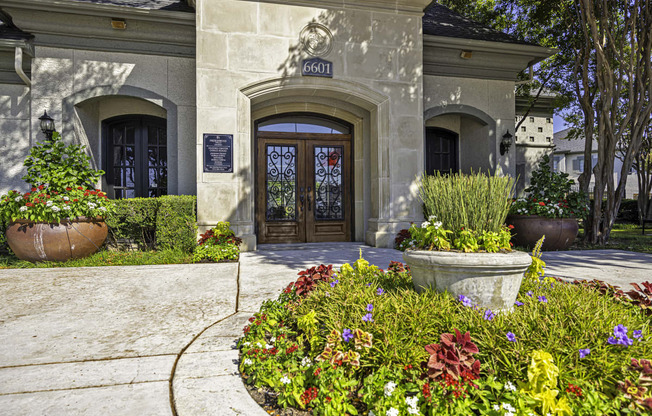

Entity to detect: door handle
[307,186,312,211]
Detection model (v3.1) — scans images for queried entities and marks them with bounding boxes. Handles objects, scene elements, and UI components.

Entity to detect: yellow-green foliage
[522,350,572,416]
[525,236,547,282]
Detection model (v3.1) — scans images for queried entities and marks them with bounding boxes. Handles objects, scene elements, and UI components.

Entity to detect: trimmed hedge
[105,198,159,250]
[617,199,639,224]
[155,195,197,253]
[105,195,197,252]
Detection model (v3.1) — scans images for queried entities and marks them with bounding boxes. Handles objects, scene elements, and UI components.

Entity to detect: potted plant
[0,132,111,262]
[400,172,531,311]
[508,155,588,250]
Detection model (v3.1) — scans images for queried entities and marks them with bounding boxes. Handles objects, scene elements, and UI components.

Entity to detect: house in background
[0,0,554,249]
[514,90,556,194]
[552,128,639,199]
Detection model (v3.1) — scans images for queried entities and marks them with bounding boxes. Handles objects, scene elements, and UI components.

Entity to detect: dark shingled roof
[423,2,533,46]
[0,10,34,41]
[65,0,194,12]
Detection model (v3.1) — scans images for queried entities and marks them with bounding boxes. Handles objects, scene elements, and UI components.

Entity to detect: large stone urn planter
[6,217,108,262]
[403,250,532,311]
[507,215,579,251]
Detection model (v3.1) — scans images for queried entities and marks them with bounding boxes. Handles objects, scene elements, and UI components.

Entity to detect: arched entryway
[255,114,353,244]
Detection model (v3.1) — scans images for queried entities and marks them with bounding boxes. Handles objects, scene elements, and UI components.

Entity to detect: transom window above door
[103,115,167,199]
[257,116,351,135]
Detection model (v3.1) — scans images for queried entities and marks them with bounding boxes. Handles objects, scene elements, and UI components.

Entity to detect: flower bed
[239,258,652,416]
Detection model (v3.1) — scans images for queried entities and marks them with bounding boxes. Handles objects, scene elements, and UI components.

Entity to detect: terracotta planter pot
[5,217,108,262]
[403,250,532,311]
[506,215,579,251]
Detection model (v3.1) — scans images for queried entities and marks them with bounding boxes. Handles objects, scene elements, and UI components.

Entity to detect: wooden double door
[256,132,352,244]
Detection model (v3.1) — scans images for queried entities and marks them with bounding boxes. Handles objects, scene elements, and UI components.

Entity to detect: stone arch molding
[424,103,495,131]
[61,85,179,193]
[237,76,391,246]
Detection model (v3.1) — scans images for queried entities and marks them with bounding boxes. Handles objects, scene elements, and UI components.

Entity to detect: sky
[553,114,568,133]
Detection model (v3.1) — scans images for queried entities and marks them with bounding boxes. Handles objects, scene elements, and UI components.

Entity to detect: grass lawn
[0,249,193,269]
[572,224,652,254]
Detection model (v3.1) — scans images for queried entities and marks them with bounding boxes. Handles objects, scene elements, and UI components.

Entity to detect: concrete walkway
[1,245,651,415]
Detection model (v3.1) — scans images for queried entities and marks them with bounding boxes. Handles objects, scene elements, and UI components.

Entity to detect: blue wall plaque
[203,134,233,173]
[301,57,333,78]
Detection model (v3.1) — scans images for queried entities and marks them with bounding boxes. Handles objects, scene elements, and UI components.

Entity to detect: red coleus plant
[290,264,335,297]
[626,282,652,316]
[424,328,481,381]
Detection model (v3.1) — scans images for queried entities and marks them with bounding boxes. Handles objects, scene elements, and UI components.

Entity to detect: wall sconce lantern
[38,110,56,139]
[500,130,513,155]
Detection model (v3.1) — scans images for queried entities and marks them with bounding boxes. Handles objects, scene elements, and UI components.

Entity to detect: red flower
[64,201,70,204]
[31,187,37,192]
[38,185,44,190]
[508,225,514,229]
[46,195,51,199]
[34,198,40,203]
[73,199,79,202]
[77,187,83,190]
[66,187,72,191]
[25,202,33,207]
[539,202,545,206]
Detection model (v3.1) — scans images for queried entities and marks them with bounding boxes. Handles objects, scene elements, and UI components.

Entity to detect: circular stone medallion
[300,23,333,57]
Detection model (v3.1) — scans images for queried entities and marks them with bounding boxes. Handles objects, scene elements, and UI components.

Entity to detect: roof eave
[424,34,557,66]
[1,0,195,26]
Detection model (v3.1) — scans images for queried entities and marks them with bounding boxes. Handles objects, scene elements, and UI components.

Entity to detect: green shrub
[618,199,640,224]
[419,171,514,239]
[155,195,197,253]
[105,198,159,250]
[0,220,9,255]
[193,221,241,262]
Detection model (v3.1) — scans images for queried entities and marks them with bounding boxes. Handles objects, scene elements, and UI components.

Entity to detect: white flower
[63,196,69,201]
[407,407,420,415]
[269,337,276,343]
[19,206,28,212]
[421,221,429,228]
[243,341,251,347]
[428,215,437,221]
[46,200,53,206]
[256,342,263,348]
[505,412,515,416]
[280,376,291,385]
[265,344,273,349]
[63,206,71,210]
[502,403,516,413]
[99,206,107,211]
[504,381,516,392]
[433,221,443,229]
[493,405,500,411]
[87,202,97,208]
[383,381,397,397]
[405,396,419,408]
[301,356,312,367]
[369,412,376,416]
[15,196,21,202]
[386,408,399,416]
[51,206,61,212]
[243,358,253,366]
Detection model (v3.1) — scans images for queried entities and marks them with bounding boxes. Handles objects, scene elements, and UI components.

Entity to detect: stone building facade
[0,0,554,250]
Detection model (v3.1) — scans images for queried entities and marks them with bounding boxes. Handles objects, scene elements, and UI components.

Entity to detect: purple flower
[342,329,353,343]
[458,295,472,307]
[483,309,495,321]
[362,313,374,323]
[614,324,628,338]
[579,348,591,359]
[526,291,533,297]
[376,288,385,295]
[506,332,516,342]
[366,303,374,312]
[366,283,372,287]
[538,296,548,303]
[618,335,634,346]
[633,330,643,339]
[607,337,618,345]
[514,301,524,307]
[330,279,339,288]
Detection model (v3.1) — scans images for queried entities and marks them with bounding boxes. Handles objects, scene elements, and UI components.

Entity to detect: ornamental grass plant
[418,171,514,240]
[239,257,652,416]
